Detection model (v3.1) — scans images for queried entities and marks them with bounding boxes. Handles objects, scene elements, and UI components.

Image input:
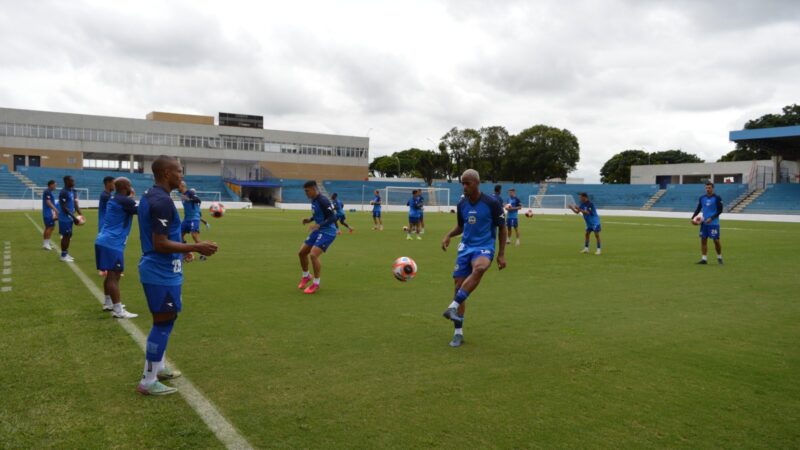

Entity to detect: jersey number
[172,259,182,273]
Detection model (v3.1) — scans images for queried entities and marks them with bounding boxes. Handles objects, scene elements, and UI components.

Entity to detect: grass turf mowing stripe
[24,213,253,450]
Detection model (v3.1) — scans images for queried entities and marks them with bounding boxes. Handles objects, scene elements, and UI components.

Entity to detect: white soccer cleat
[595,249,602,255]
[580,248,589,254]
[60,255,75,262]
[515,239,520,246]
[112,307,138,319]
[506,239,511,244]
[43,244,52,251]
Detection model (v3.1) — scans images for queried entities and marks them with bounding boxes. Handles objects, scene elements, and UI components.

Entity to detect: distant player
[98,176,115,232]
[329,192,353,234]
[41,180,58,250]
[179,181,207,261]
[57,175,82,262]
[406,190,423,240]
[297,180,338,294]
[95,177,138,319]
[441,169,507,347]
[692,182,723,265]
[492,184,503,206]
[418,192,426,234]
[505,188,522,246]
[569,192,601,255]
[370,189,383,230]
[136,156,217,396]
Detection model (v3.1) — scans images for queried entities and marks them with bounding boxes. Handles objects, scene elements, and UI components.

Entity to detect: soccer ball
[692,213,703,225]
[525,209,534,218]
[209,202,225,218]
[402,225,409,232]
[75,215,86,226]
[392,256,417,282]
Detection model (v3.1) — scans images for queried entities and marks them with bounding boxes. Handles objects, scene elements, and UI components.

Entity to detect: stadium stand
[742,184,800,214]
[649,184,748,212]
[547,184,659,209]
[0,165,28,199]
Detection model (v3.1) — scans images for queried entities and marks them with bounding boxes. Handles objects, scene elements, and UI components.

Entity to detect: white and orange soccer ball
[525,209,534,218]
[75,215,86,226]
[692,213,703,225]
[209,202,225,218]
[392,256,417,282]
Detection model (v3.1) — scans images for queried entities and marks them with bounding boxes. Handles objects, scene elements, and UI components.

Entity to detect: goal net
[171,191,222,202]
[384,186,451,212]
[25,186,90,200]
[527,194,576,210]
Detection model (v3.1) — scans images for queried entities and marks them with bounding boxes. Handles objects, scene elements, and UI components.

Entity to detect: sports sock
[701,255,707,261]
[313,278,320,285]
[584,240,589,248]
[717,254,723,260]
[104,295,112,304]
[61,251,67,257]
[302,271,310,278]
[454,288,470,304]
[143,320,175,383]
[448,301,459,309]
[113,303,123,314]
[597,243,602,249]
[454,328,463,336]
[142,360,158,385]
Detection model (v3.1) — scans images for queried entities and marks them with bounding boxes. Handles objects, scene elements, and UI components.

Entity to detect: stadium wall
[260,161,366,181]
[0,146,83,169]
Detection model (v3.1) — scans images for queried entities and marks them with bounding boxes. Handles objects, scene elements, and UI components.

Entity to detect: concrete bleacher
[743,184,800,214]
[0,166,28,199]
[650,184,748,212]
[547,184,659,210]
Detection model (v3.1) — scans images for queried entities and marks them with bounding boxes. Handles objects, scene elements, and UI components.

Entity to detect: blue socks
[146,319,175,362]
[584,240,589,248]
[454,288,470,304]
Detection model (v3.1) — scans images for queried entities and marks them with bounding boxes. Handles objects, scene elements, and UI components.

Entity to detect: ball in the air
[209,202,225,218]
[392,256,417,282]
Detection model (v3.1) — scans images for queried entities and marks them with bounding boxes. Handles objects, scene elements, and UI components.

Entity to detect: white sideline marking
[1,286,10,292]
[2,278,11,283]
[2,269,10,275]
[24,214,252,450]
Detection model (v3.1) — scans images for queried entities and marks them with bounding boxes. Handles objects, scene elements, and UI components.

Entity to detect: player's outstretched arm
[496,225,507,270]
[153,233,218,256]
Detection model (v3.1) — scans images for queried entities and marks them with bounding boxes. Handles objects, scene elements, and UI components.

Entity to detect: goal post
[527,194,576,211]
[25,186,90,200]
[384,186,451,212]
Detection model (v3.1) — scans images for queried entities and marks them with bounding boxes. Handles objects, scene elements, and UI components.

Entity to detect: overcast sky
[1,0,798,182]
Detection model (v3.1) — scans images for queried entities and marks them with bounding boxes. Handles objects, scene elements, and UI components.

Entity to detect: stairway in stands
[730,189,764,213]
[641,189,666,210]
[12,171,36,190]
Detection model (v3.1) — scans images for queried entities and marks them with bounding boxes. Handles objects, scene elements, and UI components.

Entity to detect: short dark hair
[508,188,516,192]
[103,176,115,184]
[303,180,317,188]
[47,179,55,186]
[494,184,502,192]
[152,155,177,179]
[705,181,714,187]
[63,175,73,184]
[331,192,338,198]
[579,192,589,198]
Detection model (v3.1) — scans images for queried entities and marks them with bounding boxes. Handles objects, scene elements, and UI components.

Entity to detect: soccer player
[41,180,58,250]
[692,182,723,265]
[98,176,115,232]
[493,184,503,205]
[57,175,82,262]
[178,181,207,261]
[136,156,218,396]
[418,192,426,234]
[329,192,353,234]
[297,180,337,294]
[95,177,138,319]
[441,169,507,347]
[568,192,602,255]
[505,188,522,246]
[406,190,423,240]
[370,189,383,230]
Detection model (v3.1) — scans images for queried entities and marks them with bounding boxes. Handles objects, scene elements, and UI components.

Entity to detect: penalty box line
[24,213,253,450]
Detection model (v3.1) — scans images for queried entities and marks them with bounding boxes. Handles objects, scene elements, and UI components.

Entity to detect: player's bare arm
[497,225,507,270]
[153,233,218,256]
[441,225,463,251]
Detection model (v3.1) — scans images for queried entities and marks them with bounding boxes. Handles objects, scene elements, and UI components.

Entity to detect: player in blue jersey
[569,192,602,255]
[406,190,423,240]
[418,193,426,234]
[505,188,523,246]
[136,156,218,396]
[57,175,83,262]
[297,180,338,295]
[42,180,59,251]
[370,189,383,230]
[329,193,353,234]
[691,182,723,265]
[441,169,507,347]
[178,181,208,261]
[95,177,138,319]
[97,176,115,232]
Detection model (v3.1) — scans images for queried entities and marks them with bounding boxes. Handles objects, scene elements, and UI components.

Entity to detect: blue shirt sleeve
[457,201,464,228]
[317,196,337,227]
[490,198,505,227]
[120,197,138,215]
[149,197,174,235]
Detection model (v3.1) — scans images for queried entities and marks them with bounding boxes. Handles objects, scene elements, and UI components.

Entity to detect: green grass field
[1,208,799,449]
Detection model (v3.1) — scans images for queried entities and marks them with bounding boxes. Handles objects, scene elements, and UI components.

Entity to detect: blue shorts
[142,283,182,314]
[336,212,346,221]
[43,215,55,228]
[95,244,124,271]
[506,217,518,228]
[373,210,381,218]
[419,212,424,220]
[408,216,420,225]
[585,224,602,233]
[699,223,720,240]
[304,230,336,252]
[58,220,73,236]
[453,247,495,279]
[181,219,200,234]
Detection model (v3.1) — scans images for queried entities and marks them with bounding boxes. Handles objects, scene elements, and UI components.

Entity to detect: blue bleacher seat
[743,184,800,214]
[651,184,747,212]
[547,184,659,210]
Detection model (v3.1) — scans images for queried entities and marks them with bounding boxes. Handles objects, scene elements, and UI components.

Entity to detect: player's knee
[153,312,177,325]
[473,264,488,275]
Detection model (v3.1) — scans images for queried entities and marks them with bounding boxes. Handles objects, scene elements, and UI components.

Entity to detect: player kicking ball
[297,180,338,294]
[441,169,507,347]
[692,181,723,265]
[569,192,602,255]
[136,156,218,396]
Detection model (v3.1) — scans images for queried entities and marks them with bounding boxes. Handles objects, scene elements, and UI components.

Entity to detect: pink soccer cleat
[303,283,320,294]
[297,275,313,289]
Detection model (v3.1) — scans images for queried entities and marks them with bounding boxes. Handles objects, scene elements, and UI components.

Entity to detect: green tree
[729,104,800,159]
[717,147,773,162]
[369,155,399,177]
[440,127,481,178]
[479,126,510,182]
[599,150,650,184]
[509,125,580,183]
[649,149,703,165]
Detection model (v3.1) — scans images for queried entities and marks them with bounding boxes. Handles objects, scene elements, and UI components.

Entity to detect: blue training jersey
[579,201,600,227]
[138,185,183,286]
[58,188,76,221]
[493,193,504,206]
[311,194,338,236]
[507,196,522,218]
[182,190,202,221]
[42,189,56,219]
[95,194,137,251]
[407,196,422,218]
[372,195,381,212]
[698,194,723,226]
[334,199,345,214]
[457,193,505,250]
[98,190,111,232]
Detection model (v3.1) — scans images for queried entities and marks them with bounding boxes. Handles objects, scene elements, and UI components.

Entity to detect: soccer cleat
[449,334,464,347]
[349,228,353,234]
[157,366,182,381]
[696,259,708,265]
[297,275,313,289]
[103,303,126,311]
[303,283,320,294]
[137,381,178,396]
[43,244,52,251]
[595,249,602,255]
[199,255,207,261]
[580,248,589,254]
[112,308,138,319]
[515,239,520,246]
[406,235,413,240]
[717,259,724,265]
[60,255,75,262]
[506,239,511,245]
[416,235,422,240]
[442,307,461,323]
